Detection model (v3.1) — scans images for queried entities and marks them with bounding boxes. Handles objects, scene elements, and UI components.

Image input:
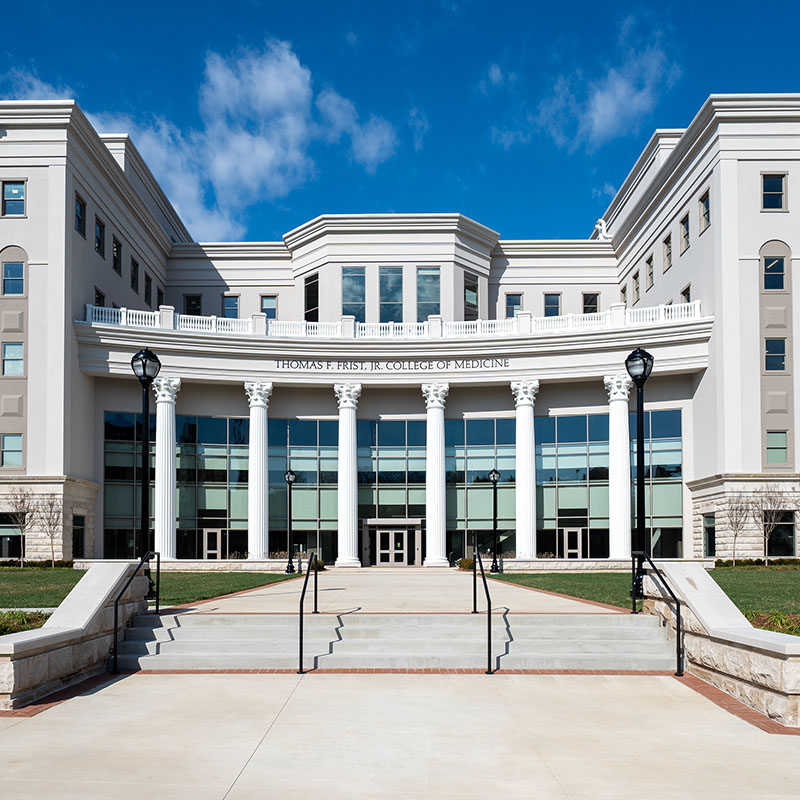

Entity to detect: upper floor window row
[763,174,786,211]
[2,182,25,216]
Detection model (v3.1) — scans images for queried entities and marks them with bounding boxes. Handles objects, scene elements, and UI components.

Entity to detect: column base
[423,557,450,568]
[334,557,363,568]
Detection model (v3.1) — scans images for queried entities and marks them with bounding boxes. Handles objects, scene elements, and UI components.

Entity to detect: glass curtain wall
[379,267,403,322]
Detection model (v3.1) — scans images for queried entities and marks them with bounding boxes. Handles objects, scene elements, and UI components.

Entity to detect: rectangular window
[417,267,440,322]
[130,258,139,293]
[157,287,164,307]
[646,256,654,290]
[544,293,560,317]
[762,174,786,210]
[620,286,627,306]
[703,513,716,558]
[222,295,239,318]
[342,266,366,322]
[764,256,785,290]
[75,194,86,236]
[2,181,25,216]
[765,338,786,371]
[680,215,690,252]
[305,273,319,322]
[766,431,788,464]
[261,295,278,319]
[2,262,23,296]
[506,293,522,318]
[184,295,202,316]
[379,267,403,323]
[582,293,598,314]
[632,271,640,303]
[112,237,122,273]
[680,284,691,304]
[464,272,479,321]
[72,514,86,559]
[2,343,23,376]
[94,288,105,307]
[144,274,152,307]
[663,235,672,271]
[95,217,105,256]
[699,191,710,232]
[1,433,22,467]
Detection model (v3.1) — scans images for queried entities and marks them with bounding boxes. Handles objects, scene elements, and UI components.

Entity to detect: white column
[153,376,181,560]
[334,383,362,567]
[244,381,272,559]
[604,373,633,560]
[422,383,449,567]
[511,380,539,560]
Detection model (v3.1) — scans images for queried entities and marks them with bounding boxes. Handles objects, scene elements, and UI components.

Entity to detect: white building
[0,94,797,566]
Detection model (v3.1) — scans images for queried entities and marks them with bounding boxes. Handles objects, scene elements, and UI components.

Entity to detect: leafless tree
[749,485,788,562]
[726,493,751,566]
[8,487,36,567]
[36,493,63,567]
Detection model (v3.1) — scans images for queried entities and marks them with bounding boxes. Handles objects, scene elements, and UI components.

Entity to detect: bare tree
[8,487,36,568]
[749,485,788,563]
[36,493,63,567]
[726,493,751,566]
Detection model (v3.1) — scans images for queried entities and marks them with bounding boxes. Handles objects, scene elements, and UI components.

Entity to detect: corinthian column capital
[244,381,273,408]
[334,383,362,410]
[511,379,540,407]
[422,383,449,409]
[603,373,633,402]
[152,376,181,403]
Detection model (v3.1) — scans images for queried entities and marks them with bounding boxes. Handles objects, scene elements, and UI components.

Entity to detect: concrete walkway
[2,672,799,798]
[178,569,617,615]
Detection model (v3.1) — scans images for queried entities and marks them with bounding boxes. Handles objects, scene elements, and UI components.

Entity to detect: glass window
[505,294,522,318]
[766,431,788,464]
[582,293,598,314]
[2,182,24,216]
[466,419,494,446]
[765,338,786,371]
[95,217,105,256]
[222,296,239,318]
[2,262,23,295]
[305,273,319,322]
[703,513,716,557]
[157,287,164,307]
[378,420,405,447]
[2,343,23,375]
[198,416,228,444]
[557,415,587,444]
[105,412,136,441]
[184,295,202,316]
[632,271,640,303]
[464,273,479,321]
[544,294,560,317]
[1,433,22,467]
[680,285,691,304]
[417,267,440,322]
[72,514,86,559]
[94,288,105,307]
[663,235,672,271]
[288,419,317,447]
[144,274,152,306]
[620,286,627,306]
[261,295,277,319]
[535,416,556,444]
[75,194,86,235]
[763,174,785,210]
[650,410,682,439]
[130,258,139,293]
[112,238,122,273]
[646,256,654,290]
[699,191,710,231]
[380,267,403,323]
[680,215,690,252]
[342,267,366,323]
[764,256,785,290]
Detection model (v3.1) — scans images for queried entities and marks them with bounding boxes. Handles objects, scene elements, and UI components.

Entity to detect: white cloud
[408,107,429,151]
[345,31,358,47]
[478,62,517,95]
[488,63,504,86]
[591,182,617,200]
[1,67,74,100]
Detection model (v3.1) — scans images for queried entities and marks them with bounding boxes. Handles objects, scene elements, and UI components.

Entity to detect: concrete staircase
[114,611,676,672]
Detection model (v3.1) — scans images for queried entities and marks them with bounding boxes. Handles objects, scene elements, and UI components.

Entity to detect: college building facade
[0,94,798,566]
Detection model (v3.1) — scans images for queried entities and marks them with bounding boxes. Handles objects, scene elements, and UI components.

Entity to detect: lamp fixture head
[130,348,161,387]
[285,469,297,485]
[625,347,654,387]
[488,468,501,484]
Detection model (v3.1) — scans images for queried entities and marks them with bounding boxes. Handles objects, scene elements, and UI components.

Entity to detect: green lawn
[157,572,296,606]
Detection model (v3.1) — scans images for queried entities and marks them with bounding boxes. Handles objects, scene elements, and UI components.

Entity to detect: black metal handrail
[471,541,493,675]
[631,550,684,677]
[298,552,319,674]
[112,551,160,674]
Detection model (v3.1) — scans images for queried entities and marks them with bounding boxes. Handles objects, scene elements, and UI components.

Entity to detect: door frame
[561,527,582,559]
[376,528,407,566]
[203,528,225,560]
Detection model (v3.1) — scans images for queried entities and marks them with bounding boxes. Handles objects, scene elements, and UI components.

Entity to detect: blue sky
[2,0,799,241]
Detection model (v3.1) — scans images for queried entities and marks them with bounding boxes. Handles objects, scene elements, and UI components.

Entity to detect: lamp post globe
[285,469,297,574]
[130,348,161,559]
[488,468,501,573]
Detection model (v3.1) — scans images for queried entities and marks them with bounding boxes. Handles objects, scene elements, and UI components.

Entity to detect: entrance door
[203,529,225,560]
[377,529,406,565]
[562,528,582,559]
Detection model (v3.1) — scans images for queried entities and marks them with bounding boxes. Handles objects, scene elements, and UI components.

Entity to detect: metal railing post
[298,552,318,673]
[474,549,493,674]
[472,532,478,614]
[112,551,159,675]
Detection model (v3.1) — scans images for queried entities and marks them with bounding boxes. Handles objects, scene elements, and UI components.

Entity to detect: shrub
[715,558,800,569]
[0,610,50,635]
[0,560,74,569]
[457,558,474,571]
[309,559,326,571]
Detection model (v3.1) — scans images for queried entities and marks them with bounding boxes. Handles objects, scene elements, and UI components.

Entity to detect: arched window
[759,240,791,292]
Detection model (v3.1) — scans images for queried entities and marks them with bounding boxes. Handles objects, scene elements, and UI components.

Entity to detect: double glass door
[377,529,407,565]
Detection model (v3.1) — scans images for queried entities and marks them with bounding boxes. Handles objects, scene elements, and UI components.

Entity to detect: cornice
[495,240,617,257]
[169,242,291,260]
[687,472,800,491]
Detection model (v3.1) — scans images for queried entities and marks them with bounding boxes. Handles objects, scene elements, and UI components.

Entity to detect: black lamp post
[626,347,654,603]
[488,468,501,573]
[131,348,161,558]
[285,469,297,574]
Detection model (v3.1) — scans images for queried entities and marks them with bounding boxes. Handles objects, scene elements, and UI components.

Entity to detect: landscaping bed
[0,610,50,635]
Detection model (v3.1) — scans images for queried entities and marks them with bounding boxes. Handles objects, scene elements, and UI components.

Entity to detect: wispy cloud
[408,107,429,151]
[0,40,399,240]
[591,182,617,200]
[478,62,517,95]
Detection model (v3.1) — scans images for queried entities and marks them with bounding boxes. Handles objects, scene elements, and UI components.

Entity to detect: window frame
[543,293,561,317]
[632,271,640,304]
[763,255,786,292]
[341,266,366,323]
[663,234,672,272]
[221,294,239,319]
[260,294,278,320]
[94,287,105,307]
[130,258,139,293]
[505,293,522,318]
[1,180,26,217]
[463,272,479,322]
[74,193,87,237]
[620,285,627,306]
[1,342,24,377]
[766,430,789,465]
[699,190,711,233]
[305,273,320,322]
[765,337,787,372]
[144,273,153,307]
[416,266,440,322]
[183,294,203,316]
[1,261,24,297]
[157,287,164,307]
[112,237,122,274]
[680,284,691,304]
[379,266,404,324]
[645,255,654,291]
[94,216,106,258]
[761,172,788,212]
[582,293,599,315]
[680,214,690,253]
[1,433,22,469]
